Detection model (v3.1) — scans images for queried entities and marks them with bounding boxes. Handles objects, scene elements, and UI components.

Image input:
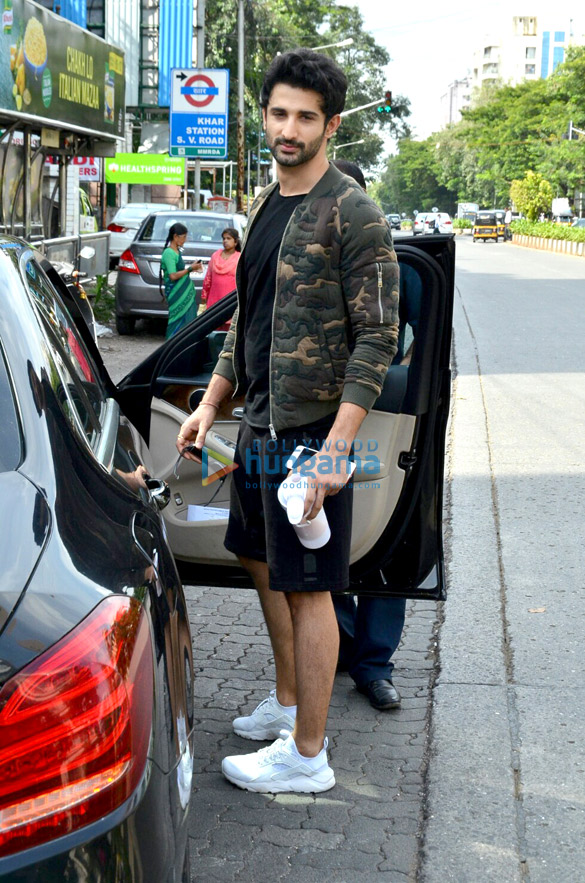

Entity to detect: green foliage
[452,218,472,229]
[510,219,585,241]
[378,46,585,214]
[509,171,553,221]
[374,139,456,216]
[203,0,410,174]
[90,275,115,324]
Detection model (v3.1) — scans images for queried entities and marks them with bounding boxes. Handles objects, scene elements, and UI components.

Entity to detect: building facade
[440,78,472,128]
[470,15,578,91]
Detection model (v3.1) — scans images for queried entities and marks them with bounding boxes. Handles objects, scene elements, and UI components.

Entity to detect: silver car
[114,210,247,335]
[107,203,176,263]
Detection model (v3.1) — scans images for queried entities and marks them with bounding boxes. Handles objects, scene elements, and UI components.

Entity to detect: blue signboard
[169,69,229,158]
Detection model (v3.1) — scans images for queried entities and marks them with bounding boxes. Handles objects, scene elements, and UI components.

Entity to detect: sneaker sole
[222,770,336,793]
[232,726,293,741]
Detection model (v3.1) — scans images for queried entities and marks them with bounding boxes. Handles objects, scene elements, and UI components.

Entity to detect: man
[176,49,399,793]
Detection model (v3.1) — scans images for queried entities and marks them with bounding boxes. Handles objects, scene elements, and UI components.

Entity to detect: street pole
[332,138,365,159]
[236,0,245,212]
[194,0,206,209]
[257,109,261,192]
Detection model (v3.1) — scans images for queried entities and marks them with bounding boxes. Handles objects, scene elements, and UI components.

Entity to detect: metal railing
[37,231,111,278]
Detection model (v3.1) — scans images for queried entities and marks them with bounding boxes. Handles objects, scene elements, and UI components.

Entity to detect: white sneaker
[232,690,296,741]
[222,733,335,793]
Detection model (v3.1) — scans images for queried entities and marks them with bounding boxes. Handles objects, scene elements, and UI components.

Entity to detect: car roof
[147,209,243,220]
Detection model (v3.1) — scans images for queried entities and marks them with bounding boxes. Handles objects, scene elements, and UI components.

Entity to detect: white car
[424,212,453,234]
[107,203,176,263]
[413,213,427,235]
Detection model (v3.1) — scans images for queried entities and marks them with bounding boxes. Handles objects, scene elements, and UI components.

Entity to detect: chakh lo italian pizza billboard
[1,0,124,140]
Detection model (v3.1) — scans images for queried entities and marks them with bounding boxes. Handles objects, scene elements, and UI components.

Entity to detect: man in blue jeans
[331,160,421,710]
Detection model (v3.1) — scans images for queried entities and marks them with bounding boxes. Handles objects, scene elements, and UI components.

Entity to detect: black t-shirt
[242,188,306,427]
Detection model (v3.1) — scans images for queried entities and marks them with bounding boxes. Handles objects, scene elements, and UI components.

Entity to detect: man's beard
[266,129,327,167]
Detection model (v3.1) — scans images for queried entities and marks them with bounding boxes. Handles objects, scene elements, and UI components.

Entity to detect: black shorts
[224,418,353,593]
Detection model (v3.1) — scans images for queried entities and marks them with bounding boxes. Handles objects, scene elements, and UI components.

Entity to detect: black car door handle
[144,476,171,510]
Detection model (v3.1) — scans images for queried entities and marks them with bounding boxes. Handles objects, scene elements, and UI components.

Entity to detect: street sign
[170,68,229,158]
[105,154,185,184]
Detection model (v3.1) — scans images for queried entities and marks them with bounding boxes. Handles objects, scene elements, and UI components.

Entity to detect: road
[423,236,585,882]
[98,237,585,881]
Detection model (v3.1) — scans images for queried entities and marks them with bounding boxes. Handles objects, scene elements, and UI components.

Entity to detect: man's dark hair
[331,159,366,191]
[260,49,347,120]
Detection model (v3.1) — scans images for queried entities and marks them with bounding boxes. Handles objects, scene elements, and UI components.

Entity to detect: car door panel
[117,236,454,599]
[146,397,240,565]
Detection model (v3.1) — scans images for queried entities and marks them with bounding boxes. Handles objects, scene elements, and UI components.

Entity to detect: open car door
[116,235,455,600]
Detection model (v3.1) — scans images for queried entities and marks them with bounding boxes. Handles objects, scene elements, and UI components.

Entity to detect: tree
[203,0,407,176]
[372,138,456,216]
[510,171,554,220]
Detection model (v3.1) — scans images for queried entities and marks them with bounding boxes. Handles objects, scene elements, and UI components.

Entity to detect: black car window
[23,258,106,445]
[141,214,228,243]
[0,343,22,473]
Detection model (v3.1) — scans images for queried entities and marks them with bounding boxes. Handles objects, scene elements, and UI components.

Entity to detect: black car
[0,238,194,881]
[1,229,455,877]
[386,213,402,230]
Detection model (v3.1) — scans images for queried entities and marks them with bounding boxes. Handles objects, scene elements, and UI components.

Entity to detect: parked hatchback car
[386,213,401,230]
[115,210,247,335]
[107,202,176,264]
[423,212,453,234]
[413,213,427,235]
[0,237,194,881]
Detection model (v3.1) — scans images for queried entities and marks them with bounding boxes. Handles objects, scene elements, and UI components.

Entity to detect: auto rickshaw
[472,212,499,242]
[494,210,506,240]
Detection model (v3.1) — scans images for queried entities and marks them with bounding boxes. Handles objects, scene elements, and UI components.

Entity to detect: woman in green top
[160,222,202,339]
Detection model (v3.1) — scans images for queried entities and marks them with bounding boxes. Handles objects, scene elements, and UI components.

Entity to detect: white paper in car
[187,504,228,521]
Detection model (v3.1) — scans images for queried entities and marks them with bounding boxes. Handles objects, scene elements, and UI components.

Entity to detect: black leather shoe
[357,679,401,710]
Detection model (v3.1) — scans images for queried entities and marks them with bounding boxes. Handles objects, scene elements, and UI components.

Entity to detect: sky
[352,0,583,146]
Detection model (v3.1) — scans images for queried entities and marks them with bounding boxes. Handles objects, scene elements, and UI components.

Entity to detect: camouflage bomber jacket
[213,163,400,434]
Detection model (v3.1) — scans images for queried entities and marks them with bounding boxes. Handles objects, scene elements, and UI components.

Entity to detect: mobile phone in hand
[183,443,203,462]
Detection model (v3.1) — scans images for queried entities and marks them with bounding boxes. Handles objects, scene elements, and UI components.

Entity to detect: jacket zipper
[376,262,384,324]
[268,208,299,440]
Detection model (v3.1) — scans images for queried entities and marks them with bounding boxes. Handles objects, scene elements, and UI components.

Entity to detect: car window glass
[23,258,106,444]
[141,215,229,243]
[394,263,421,365]
[0,343,22,473]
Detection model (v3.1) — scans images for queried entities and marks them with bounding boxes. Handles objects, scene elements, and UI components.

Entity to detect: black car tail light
[0,596,153,858]
[118,250,141,274]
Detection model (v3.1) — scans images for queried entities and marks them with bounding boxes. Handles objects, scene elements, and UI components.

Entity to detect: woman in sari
[160,222,202,339]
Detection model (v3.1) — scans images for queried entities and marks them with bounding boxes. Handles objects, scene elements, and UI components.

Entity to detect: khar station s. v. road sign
[169,68,229,158]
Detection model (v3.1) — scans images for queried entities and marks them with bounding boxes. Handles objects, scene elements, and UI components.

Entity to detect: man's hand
[176,403,217,461]
[296,450,354,522]
[175,374,234,461]
[293,401,367,521]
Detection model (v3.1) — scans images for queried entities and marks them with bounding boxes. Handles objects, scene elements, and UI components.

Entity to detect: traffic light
[377,90,392,114]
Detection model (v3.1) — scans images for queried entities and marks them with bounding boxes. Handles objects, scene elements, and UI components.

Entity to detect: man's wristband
[200,401,219,410]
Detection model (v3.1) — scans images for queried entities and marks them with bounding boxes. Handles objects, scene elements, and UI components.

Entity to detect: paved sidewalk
[186,587,440,882]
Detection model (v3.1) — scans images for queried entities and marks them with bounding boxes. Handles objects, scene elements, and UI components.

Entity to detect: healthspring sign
[105,154,186,185]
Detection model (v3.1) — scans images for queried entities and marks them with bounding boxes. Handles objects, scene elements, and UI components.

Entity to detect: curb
[512,233,585,257]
